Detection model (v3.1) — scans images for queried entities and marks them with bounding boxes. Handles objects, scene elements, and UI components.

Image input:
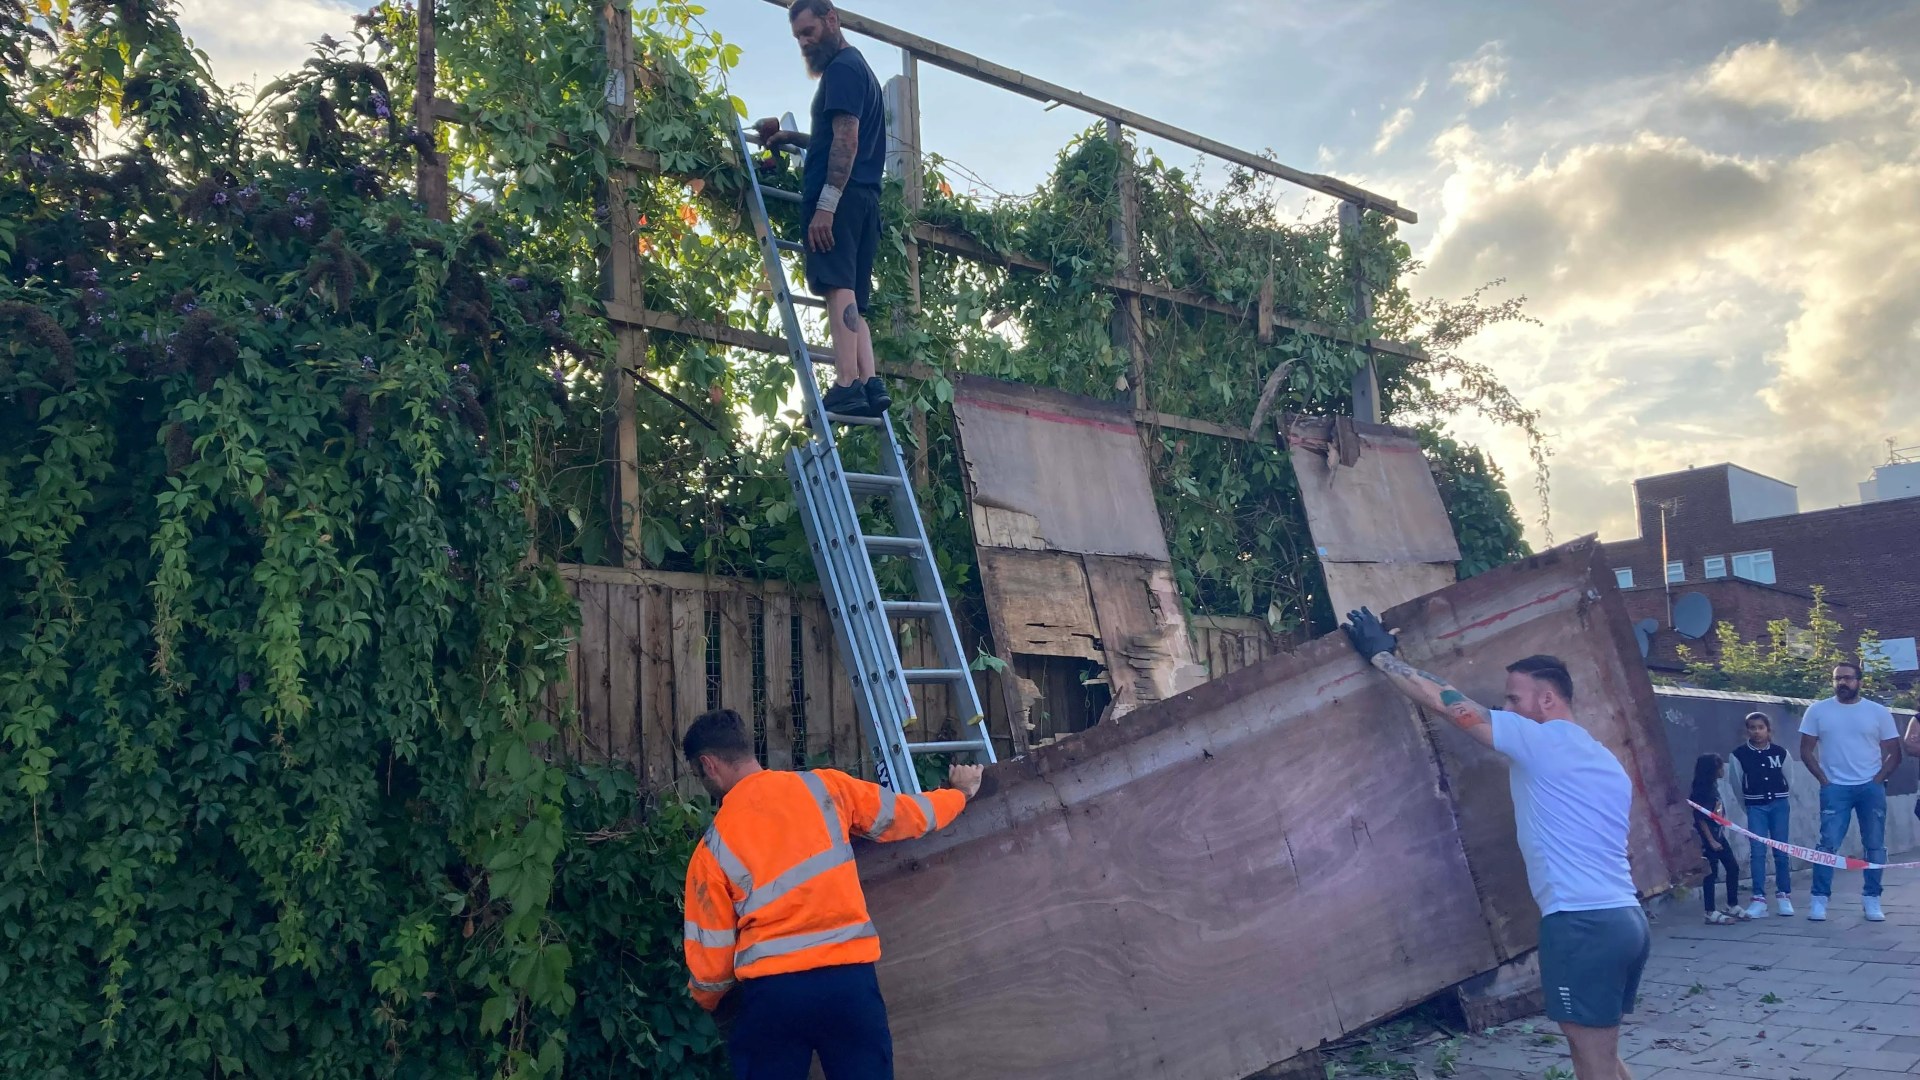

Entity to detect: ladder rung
[908,740,990,755]
[845,471,905,494]
[862,534,924,556]
[763,187,802,203]
[830,412,884,427]
[788,293,827,309]
[883,600,945,617]
[903,668,969,684]
[774,238,804,253]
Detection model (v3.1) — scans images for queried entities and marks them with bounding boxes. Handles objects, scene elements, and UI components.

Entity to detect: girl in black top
[1691,754,1748,924]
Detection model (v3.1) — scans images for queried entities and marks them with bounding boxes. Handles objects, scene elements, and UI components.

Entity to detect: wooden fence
[557,566,1291,792]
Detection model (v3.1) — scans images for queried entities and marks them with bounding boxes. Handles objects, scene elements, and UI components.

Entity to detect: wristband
[816,184,843,214]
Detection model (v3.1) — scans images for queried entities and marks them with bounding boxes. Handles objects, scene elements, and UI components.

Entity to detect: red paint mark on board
[961,395,1138,437]
[1435,586,1578,641]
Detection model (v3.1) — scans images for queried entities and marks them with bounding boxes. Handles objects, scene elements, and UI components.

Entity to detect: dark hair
[788,0,835,20]
[1743,710,1771,730]
[682,708,754,764]
[1833,660,1862,678]
[1506,654,1574,702]
[1690,753,1722,807]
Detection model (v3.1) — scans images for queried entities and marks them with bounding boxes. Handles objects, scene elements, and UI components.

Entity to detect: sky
[176,0,1920,547]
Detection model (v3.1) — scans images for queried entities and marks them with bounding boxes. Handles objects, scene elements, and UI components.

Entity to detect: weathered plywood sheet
[1321,560,1458,621]
[977,548,1103,660]
[859,538,1691,1080]
[1286,415,1460,563]
[954,376,1170,561]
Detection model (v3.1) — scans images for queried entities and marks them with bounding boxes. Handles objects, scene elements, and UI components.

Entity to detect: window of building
[1866,637,1920,673]
[1731,550,1776,584]
[1703,556,1726,579]
[1666,561,1685,584]
[1614,568,1634,589]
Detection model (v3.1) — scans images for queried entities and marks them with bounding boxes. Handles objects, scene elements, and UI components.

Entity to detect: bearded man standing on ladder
[754,0,891,419]
[1343,609,1651,1080]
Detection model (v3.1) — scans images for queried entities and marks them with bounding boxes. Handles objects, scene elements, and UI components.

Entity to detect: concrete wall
[1656,688,1918,869]
[1727,464,1800,523]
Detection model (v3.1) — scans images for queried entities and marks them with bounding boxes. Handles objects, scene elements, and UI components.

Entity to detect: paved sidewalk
[1388,857,1920,1080]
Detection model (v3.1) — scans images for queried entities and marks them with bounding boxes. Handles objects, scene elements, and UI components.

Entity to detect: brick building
[1598,463,1920,685]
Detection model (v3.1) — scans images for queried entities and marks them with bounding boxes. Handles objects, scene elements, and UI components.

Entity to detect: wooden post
[601,2,647,565]
[1339,201,1380,425]
[887,52,931,488]
[1108,120,1146,417]
[413,0,449,221]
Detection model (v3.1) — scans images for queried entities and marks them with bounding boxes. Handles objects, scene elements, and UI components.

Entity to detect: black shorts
[802,184,881,315]
[1538,905,1651,1028]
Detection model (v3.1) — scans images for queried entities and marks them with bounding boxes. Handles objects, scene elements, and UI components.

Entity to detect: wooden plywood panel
[670,590,707,796]
[576,581,611,760]
[606,582,640,766]
[801,601,836,769]
[762,593,795,770]
[1286,416,1461,565]
[639,583,676,789]
[862,633,1496,1080]
[1083,555,1207,711]
[858,538,1688,1080]
[953,375,1170,561]
[718,590,753,722]
[1321,560,1458,622]
[975,548,1101,660]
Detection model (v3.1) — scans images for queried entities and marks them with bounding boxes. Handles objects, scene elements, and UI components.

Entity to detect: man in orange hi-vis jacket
[681,708,984,1080]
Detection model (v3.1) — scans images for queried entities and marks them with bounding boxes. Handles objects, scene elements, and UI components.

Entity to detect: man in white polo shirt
[1344,608,1648,1080]
[1799,661,1901,923]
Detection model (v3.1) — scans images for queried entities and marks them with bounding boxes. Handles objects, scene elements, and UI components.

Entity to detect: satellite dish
[1634,619,1658,658]
[1673,592,1714,640]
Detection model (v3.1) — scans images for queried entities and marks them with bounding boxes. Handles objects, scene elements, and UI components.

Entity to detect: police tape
[1687,801,1920,871]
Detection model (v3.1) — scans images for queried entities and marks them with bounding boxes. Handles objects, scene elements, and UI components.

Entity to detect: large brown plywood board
[953,376,1170,561]
[857,539,1690,1080]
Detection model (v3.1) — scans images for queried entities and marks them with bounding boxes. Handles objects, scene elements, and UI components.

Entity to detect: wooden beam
[1143,410,1268,444]
[912,224,1428,362]
[414,0,448,221]
[1339,202,1381,425]
[761,0,1415,223]
[1109,120,1148,418]
[602,2,646,567]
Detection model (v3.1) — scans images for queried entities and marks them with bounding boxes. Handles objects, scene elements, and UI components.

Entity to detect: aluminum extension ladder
[735,120,994,793]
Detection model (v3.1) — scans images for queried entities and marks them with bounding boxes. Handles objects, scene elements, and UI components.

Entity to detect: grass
[1543,1068,1574,1080]
[1684,983,1707,998]
[1760,992,1783,1004]
[1434,1038,1461,1077]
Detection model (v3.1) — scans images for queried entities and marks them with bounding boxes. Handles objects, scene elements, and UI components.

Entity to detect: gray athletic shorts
[1538,905,1651,1028]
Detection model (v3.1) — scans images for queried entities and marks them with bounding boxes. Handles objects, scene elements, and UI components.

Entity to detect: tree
[1676,586,1896,700]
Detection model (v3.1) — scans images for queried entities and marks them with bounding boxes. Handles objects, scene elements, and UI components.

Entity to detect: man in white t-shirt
[1344,608,1647,1080]
[1798,661,1901,923]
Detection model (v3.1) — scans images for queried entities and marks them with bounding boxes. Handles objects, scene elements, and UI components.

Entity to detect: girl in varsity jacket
[1727,711,1794,918]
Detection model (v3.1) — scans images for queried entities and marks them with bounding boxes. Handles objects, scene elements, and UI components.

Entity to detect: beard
[1835,684,1860,702]
[803,33,843,76]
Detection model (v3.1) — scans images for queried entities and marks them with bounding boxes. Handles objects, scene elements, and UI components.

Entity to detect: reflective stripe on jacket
[682,768,967,1010]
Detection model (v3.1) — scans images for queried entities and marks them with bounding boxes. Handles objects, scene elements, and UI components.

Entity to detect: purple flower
[23,258,38,273]
[179,301,196,313]
[213,191,229,206]
[87,313,101,326]
[263,304,284,321]
[546,309,561,324]
[454,363,470,375]
[506,276,529,291]
[442,545,459,561]
[318,33,338,49]
[506,478,521,494]
[371,91,390,119]
[288,187,308,207]
[237,673,253,691]
[360,355,377,371]
[293,213,314,231]
[86,287,106,301]
[81,267,99,284]
[239,184,259,200]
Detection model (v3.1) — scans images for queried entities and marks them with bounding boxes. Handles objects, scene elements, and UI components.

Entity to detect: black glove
[1343,607,1398,661]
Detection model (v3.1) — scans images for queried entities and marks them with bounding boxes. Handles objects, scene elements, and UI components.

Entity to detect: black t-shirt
[803,44,886,204]
[1730,742,1789,805]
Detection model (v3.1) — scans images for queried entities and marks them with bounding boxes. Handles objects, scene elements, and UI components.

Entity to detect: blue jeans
[1744,799,1793,897]
[1811,783,1887,899]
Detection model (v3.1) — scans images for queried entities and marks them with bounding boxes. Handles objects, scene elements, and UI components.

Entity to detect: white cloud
[1373,106,1415,154]
[1702,40,1911,121]
[1412,37,1920,543]
[1451,42,1508,108]
[178,0,360,98]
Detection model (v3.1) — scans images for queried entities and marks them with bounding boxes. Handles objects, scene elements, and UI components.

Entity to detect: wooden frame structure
[410,2,1422,567]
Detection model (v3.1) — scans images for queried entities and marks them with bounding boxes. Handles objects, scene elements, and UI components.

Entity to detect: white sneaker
[1744,898,1770,919]
[1775,896,1794,917]
[1808,896,1828,921]
[1863,897,1885,922]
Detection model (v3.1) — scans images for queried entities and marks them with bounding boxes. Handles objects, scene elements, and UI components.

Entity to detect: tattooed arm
[1368,652,1496,748]
[808,113,860,252]
[1343,606,1495,748]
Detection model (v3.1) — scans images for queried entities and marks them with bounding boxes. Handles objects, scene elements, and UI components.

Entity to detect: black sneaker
[822,381,872,418]
[864,376,892,415]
